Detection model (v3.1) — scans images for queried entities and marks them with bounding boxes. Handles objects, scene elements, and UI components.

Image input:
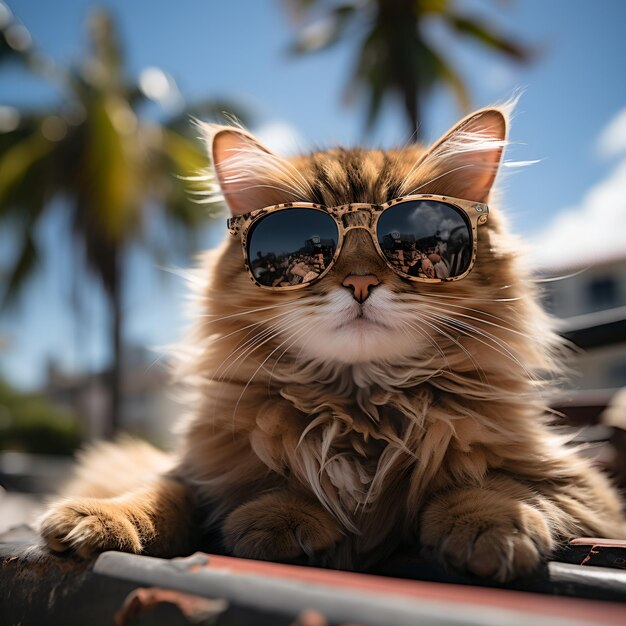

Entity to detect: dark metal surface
[376,551,626,604]
[94,551,626,626]
[559,307,626,350]
[0,528,303,626]
[3,526,626,626]
[0,526,137,626]
[567,538,626,570]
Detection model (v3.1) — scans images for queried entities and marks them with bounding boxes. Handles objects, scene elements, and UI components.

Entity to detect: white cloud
[525,109,626,271]
[596,107,626,158]
[253,120,307,156]
[527,157,626,270]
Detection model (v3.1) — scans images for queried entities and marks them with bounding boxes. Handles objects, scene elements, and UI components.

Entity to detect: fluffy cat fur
[40,105,626,581]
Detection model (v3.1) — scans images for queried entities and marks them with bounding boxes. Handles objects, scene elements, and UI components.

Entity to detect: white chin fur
[290,286,423,364]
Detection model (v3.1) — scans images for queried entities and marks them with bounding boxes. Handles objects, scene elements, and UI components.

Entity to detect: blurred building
[42,345,181,446]
[540,254,626,391]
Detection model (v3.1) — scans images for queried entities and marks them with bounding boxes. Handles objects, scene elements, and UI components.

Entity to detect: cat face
[202,108,521,369]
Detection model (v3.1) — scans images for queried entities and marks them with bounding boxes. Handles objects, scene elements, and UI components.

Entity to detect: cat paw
[222,492,343,562]
[420,497,553,582]
[39,498,154,558]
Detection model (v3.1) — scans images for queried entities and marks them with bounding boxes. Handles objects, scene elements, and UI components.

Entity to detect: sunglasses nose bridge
[337,207,384,264]
[340,206,376,232]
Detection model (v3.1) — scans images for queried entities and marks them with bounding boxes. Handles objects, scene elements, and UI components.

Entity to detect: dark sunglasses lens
[247,208,339,287]
[377,200,472,279]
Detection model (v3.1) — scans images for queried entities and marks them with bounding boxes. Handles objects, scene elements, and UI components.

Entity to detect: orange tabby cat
[40,105,626,581]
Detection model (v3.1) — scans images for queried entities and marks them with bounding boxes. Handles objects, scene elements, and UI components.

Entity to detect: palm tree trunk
[404,87,421,141]
[377,0,423,140]
[105,249,122,439]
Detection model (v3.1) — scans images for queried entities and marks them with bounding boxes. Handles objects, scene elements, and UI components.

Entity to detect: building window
[607,358,626,388]
[586,276,618,311]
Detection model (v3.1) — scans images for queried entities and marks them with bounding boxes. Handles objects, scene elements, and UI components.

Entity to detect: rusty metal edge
[570,538,626,548]
[93,552,613,626]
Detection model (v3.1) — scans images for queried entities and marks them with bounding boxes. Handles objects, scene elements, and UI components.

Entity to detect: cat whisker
[422,306,527,363]
[421,309,536,380]
[405,295,515,324]
[231,322,315,422]
[408,314,489,383]
[204,316,294,390]
[214,313,302,381]
[209,316,307,427]
[399,319,449,369]
[205,310,300,376]
[406,299,535,341]
[207,308,300,346]
[269,316,324,387]
[268,322,325,398]
[407,292,520,303]
[199,300,298,325]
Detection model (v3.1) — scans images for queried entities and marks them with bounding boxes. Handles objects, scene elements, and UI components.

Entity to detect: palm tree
[0,5,244,437]
[284,0,532,138]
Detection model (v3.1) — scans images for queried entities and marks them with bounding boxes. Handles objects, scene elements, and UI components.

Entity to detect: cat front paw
[39,498,154,558]
[223,492,343,562]
[421,497,554,582]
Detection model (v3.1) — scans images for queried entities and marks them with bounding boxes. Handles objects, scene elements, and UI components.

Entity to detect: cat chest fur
[247,382,459,534]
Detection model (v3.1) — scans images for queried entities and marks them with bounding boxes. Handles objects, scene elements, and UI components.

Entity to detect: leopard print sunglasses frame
[227,194,490,290]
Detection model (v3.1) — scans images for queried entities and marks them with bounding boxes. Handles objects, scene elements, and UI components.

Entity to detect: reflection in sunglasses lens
[247,208,339,287]
[377,200,472,279]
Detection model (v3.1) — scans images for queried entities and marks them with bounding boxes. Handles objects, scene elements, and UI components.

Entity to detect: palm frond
[1,231,38,309]
[447,14,533,62]
[284,0,532,136]
[288,3,360,54]
[0,129,55,217]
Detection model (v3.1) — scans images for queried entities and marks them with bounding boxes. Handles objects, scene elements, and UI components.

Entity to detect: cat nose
[342,274,380,303]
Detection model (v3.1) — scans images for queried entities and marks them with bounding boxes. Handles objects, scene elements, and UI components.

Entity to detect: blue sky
[1,0,626,389]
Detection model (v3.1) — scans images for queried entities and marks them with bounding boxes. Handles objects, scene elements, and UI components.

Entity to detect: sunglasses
[227,194,489,290]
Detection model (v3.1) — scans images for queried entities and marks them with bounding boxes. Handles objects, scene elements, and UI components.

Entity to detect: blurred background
[1,0,625,528]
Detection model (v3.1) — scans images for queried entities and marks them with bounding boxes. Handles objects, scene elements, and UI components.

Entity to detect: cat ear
[204,124,301,216]
[410,107,509,203]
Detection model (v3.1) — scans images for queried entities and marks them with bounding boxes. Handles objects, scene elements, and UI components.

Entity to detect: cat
[40,104,626,582]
